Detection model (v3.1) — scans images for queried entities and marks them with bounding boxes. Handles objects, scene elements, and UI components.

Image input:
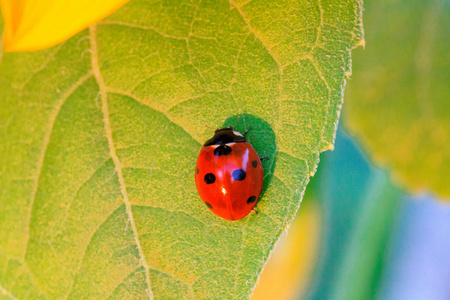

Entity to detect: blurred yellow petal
[0,0,129,52]
[251,201,322,300]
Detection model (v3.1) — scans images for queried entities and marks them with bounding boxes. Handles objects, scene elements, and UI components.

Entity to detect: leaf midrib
[87,24,153,299]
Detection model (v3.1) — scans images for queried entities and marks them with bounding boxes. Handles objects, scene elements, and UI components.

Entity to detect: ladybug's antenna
[228,115,241,129]
[243,127,252,137]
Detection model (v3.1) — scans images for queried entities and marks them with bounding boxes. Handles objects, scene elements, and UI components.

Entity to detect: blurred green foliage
[344,0,450,198]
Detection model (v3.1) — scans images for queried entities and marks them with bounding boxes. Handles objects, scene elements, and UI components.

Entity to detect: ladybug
[195,127,264,220]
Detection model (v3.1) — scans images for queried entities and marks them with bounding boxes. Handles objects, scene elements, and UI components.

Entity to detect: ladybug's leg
[251,207,258,215]
[260,157,269,161]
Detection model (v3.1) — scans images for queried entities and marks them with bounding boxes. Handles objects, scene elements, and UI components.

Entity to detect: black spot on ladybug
[214,145,232,156]
[247,196,257,204]
[205,202,213,209]
[196,168,199,174]
[252,160,258,168]
[232,169,246,181]
[204,173,216,184]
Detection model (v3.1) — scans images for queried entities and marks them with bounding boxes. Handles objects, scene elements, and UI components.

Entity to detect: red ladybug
[195,127,264,220]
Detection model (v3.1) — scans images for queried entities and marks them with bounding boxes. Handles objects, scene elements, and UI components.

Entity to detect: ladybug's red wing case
[225,143,263,219]
[195,140,264,221]
[195,146,229,219]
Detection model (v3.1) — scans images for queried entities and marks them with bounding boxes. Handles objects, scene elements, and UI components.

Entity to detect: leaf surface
[0,0,363,298]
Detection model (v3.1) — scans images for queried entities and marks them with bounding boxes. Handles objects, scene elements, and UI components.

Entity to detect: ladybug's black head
[203,127,247,146]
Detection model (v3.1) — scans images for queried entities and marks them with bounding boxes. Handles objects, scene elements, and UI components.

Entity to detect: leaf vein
[132,205,233,232]
[24,72,93,263]
[0,283,18,300]
[107,88,203,145]
[148,266,195,297]
[20,43,65,91]
[228,0,280,67]
[98,20,186,40]
[106,267,142,300]
[186,0,206,82]
[65,202,124,299]
[228,0,283,132]
[89,25,154,300]
[51,158,112,245]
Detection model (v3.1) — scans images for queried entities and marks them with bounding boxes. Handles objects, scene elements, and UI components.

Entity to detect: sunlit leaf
[0,0,363,298]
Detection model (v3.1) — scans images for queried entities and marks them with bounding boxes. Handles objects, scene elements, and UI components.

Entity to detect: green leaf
[0,0,363,298]
[344,0,450,198]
